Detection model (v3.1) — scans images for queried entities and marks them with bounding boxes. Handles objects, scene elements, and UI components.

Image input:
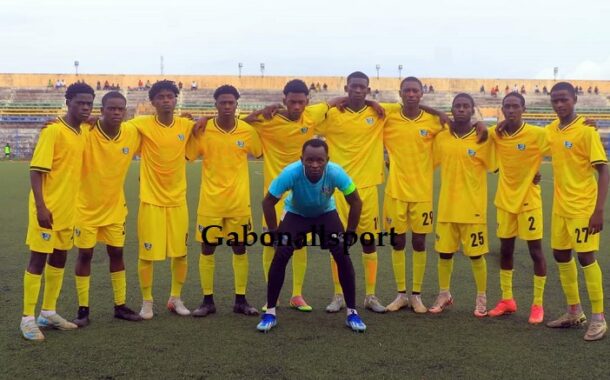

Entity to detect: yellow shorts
[335,185,380,234]
[435,222,488,257]
[496,208,543,240]
[383,197,433,234]
[138,202,189,261]
[74,223,126,249]
[551,214,599,252]
[26,222,74,254]
[196,215,252,244]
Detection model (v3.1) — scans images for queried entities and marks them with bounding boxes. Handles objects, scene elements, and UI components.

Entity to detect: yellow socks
[557,258,580,306]
[292,247,307,297]
[262,245,274,283]
[138,259,154,301]
[532,275,546,306]
[23,271,42,316]
[438,257,454,291]
[233,253,248,295]
[391,249,406,292]
[199,254,215,295]
[470,256,487,294]
[75,275,90,307]
[110,270,126,306]
[170,256,188,298]
[362,252,378,295]
[330,258,342,294]
[41,264,64,311]
[412,250,427,293]
[500,269,513,300]
[583,260,604,314]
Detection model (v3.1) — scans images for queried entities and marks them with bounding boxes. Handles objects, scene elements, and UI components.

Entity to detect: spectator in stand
[542,86,548,95]
[138,79,144,90]
[4,143,11,160]
[145,80,151,89]
[594,86,599,95]
[103,80,110,90]
[505,85,510,95]
[535,85,540,94]
[96,81,101,91]
[579,86,583,94]
[587,86,592,94]
[512,84,518,93]
[55,79,61,90]
[47,79,53,89]
[520,85,526,95]
[423,84,428,93]
[191,80,198,91]
[373,89,380,99]
[480,85,485,94]
[309,82,316,92]
[428,85,434,93]
[178,81,183,90]
[316,82,321,92]
[323,83,328,91]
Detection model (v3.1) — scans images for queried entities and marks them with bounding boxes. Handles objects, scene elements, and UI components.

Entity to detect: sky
[1,0,609,80]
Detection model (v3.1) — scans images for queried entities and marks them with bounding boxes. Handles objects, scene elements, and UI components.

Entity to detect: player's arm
[262,193,281,232]
[30,171,52,228]
[589,163,609,234]
[331,97,385,118]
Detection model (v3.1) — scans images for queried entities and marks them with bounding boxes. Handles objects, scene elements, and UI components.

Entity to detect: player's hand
[474,121,488,143]
[436,112,451,129]
[495,120,507,138]
[43,117,57,127]
[180,112,194,120]
[365,100,386,119]
[36,206,53,229]
[533,171,541,184]
[261,103,284,119]
[85,116,99,125]
[192,117,209,136]
[583,118,598,129]
[588,209,604,234]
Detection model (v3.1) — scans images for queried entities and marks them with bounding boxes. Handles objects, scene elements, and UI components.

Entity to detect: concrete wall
[1,73,609,93]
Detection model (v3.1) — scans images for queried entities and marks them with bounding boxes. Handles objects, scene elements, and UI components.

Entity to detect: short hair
[400,76,423,90]
[502,92,525,107]
[346,71,369,85]
[550,82,576,97]
[302,138,329,155]
[452,93,475,107]
[101,91,127,107]
[65,82,95,100]
[148,80,179,101]
[213,85,240,100]
[283,79,309,96]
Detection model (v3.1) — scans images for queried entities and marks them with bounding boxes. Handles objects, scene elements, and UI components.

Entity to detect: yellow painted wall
[1,73,609,93]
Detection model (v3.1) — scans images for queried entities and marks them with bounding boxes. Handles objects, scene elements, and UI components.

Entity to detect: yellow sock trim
[170,256,188,298]
[42,264,64,311]
[138,259,154,301]
[23,271,42,316]
[438,257,453,291]
[110,270,126,306]
[532,275,546,306]
[199,254,215,295]
[75,275,90,307]
[233,253,248,295]
[262,245,275,283]
[292,247,307,297]
[391,249,406,292]
[330,257,342,294]
[362,252,378,295]
[500,269,513,300]
[558,258,580,306]
[412,250,427,293]
[471,257,487,294]
[583,261,604,314]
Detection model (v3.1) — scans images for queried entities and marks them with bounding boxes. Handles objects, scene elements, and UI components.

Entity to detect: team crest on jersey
[321,186,333,195]
[300,127,309,134]
[516,143,526,151]
[41,232,51,241]
[122,147,130,154]
[144,242,152,250]
[386,217,393,225]
[177,134,185,141]
[74,228,81,237]
[419,129,429,137]
[467,148,476,157]
[236,140,245,148]
[564,141,573,149]
[365,117,375,125]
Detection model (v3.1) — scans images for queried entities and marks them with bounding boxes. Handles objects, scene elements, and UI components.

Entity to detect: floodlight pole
[398,64,403,80]
[376,64,380,80]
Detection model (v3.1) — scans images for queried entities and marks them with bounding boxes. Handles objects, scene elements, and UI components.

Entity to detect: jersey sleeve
[306,103,330,125]
[333,166,356,195]
[247,128,263,158]
[432,136,442,168]
[268,169,293,198]
[589,129,608,166]
[314,115,329,137]
[538,127,551,157]
[30,126,58,172]
[185,134,201,161]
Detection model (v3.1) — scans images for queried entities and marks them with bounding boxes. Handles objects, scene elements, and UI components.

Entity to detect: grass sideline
[1,160,610,379]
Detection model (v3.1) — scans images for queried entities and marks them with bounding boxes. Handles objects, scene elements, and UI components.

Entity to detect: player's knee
[576,251,595,266]
[232,245,246,255]
[411,234,425,251]
[439,253,453,260]
[47,250,67,267]
[469,255,483,261]
[552,249,572,263]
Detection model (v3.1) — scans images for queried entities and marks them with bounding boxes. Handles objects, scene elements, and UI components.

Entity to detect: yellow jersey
[546,116,608,218]
[315,105,385,188]
[384,107,444,202]
[250,103,328,191]
[78,121,141,226]
[126,116,194,207]
[433,127,495,224]
[490,123,549,214]
[29,117,87,230]
[187,118,262,217]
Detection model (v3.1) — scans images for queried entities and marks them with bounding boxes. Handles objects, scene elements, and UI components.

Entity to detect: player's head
[550,82,577,119]
[101,91,127,128]
[399,76,423,107]
[283,79,310,120]
[501,93,525,124]
[345,71,370,102]
[149,80,179,114]
[65,82,95,122]
[213,85,240,118]
[451,93,475,123]
[301,138,329,182]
